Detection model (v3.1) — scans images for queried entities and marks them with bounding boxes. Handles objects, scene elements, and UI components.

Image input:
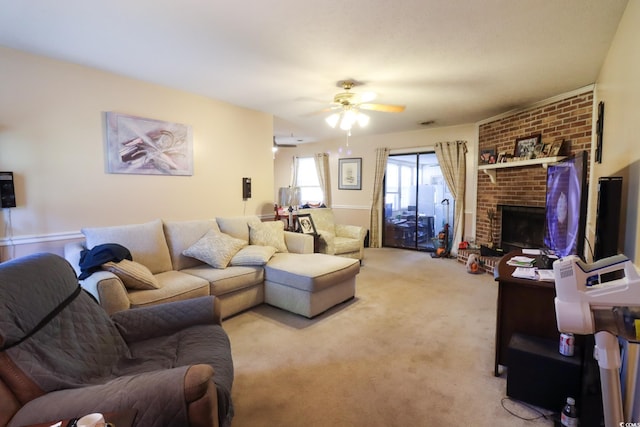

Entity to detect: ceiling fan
[330,80,406,113]
[324,80,406,132]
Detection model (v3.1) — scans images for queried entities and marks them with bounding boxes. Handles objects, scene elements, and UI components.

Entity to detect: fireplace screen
[499,205,545,252]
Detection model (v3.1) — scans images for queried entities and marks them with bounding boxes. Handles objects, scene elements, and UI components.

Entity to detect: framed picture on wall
[338,158,362,190]
[105,112,193,175]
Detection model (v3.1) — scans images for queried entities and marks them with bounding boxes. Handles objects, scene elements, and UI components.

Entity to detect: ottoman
[264,253,360,318]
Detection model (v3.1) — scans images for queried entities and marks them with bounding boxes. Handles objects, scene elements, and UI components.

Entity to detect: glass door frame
[382,151,453,251]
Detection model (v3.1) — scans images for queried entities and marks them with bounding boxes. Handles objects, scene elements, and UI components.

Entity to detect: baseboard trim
[0,231,83,247]
[331,205,370,211]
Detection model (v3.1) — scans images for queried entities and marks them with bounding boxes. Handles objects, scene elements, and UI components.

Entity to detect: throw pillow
[231,245,277,266]
[102,259,161,290]
[182,229,247,269]
[249,221,288,253]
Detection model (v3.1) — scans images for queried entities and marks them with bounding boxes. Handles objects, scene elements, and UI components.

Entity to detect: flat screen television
[543,151,588,259]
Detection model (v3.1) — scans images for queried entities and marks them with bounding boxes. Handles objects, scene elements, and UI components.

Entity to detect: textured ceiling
[0,0,629,144]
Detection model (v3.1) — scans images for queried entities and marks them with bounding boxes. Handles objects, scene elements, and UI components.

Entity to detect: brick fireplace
[475,90,593,250]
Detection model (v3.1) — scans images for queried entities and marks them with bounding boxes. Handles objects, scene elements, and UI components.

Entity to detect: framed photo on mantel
[514,134,541,159]
[480,148,497,165]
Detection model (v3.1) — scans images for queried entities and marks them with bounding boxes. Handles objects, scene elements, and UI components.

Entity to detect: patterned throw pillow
[230,245,277,266]
[182,229,247,269]
[249,221,288,253]
[102,259,161,290]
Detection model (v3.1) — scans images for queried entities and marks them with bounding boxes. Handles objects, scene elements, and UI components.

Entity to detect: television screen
[543,151,588,259]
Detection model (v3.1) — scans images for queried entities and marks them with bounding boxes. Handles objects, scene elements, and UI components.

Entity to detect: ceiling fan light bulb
[326,113,340,128]
[340,110,356,130]
[357,113,370,127]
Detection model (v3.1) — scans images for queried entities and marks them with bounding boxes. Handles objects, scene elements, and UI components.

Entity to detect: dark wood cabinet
[494,251,560,376]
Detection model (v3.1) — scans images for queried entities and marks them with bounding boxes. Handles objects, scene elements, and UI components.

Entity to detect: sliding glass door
[382,152,454,251]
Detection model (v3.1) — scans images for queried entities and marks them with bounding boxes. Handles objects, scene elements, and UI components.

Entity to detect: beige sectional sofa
[64,216,360,319]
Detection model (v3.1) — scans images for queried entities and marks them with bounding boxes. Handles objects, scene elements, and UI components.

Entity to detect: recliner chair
[0,253,234,427]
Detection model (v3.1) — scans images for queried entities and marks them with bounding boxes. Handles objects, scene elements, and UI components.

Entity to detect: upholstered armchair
[298,207,367,261]
[0,253,234,427]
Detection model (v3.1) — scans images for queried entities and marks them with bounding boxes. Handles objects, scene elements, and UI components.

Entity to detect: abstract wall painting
[105,112,193,175]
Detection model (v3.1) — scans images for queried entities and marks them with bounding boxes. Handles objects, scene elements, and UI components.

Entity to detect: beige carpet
[223,248,555,426]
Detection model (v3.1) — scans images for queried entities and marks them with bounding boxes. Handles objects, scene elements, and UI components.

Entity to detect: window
[295,157,323,203]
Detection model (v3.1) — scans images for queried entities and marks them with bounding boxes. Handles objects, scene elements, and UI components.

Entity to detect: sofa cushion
[334,236,362,254]
[216,216,261,241]
[183,230,247,269]
[82,219,172,274]
[102,259,161,290]
[127,270,210,308]
[248,221,288,253]
[163,219,220,270]
[230,245,277,266]
[265,253,360,293]
[181,265,263,296]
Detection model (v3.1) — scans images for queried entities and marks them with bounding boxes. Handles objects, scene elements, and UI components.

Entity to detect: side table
[310,233,320,253]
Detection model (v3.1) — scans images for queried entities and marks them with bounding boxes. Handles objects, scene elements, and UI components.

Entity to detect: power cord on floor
[500,396,557,422]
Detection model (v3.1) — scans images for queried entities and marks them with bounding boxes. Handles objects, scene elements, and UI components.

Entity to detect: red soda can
[559,333,575,356]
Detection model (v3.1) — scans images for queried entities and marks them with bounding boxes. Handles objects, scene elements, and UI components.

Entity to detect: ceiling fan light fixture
[357,112,370,127]
[326,113,340,128]
[340,109,357,130]
[323,79,406,134]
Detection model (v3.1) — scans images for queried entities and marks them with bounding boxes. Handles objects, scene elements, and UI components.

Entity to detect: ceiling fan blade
[359,103,406,113]
[303,106,340,117]
[360,91,377,103]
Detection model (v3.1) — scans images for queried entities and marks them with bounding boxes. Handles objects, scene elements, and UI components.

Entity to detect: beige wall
[274,124,478,241]
[593,0,640,263]
[0,47,274,260]
[2,0,637,263]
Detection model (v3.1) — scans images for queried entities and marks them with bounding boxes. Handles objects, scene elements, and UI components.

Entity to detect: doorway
[382,152,454,251]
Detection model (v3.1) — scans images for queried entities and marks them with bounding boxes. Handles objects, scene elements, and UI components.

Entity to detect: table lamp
[278,186,301,230]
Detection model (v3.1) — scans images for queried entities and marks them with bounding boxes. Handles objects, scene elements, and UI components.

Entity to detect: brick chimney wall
[476,90,593,248]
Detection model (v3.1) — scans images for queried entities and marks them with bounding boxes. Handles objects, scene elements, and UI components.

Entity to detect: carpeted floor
[223,248,555,426]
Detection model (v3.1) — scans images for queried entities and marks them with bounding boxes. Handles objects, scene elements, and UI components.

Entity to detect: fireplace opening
[499,205,545,253]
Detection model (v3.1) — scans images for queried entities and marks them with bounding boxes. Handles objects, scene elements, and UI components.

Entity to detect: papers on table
[507,256,536,267]
[522,248,542,255]
[508,254,556,281]
[536,269,556,282]
[512,267,537,280]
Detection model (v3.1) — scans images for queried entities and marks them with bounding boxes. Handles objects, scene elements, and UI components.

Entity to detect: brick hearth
[456,249,502,275]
